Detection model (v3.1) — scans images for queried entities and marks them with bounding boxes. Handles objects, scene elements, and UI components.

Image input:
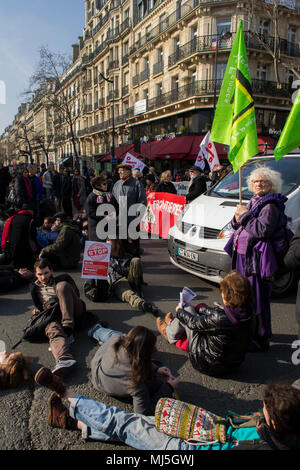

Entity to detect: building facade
[1,0,300,170]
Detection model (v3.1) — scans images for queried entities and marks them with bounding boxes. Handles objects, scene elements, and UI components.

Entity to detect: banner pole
[239,168,242,204]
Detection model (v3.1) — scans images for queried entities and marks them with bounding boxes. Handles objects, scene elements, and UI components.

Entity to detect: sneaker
[52,359,77,377]
[34,367,66,396]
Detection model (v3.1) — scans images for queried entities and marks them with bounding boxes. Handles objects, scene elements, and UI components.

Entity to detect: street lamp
[99,72,115,164]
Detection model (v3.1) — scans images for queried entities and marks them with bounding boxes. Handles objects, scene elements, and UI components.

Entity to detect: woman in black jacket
[157,271,254,377]
[85,175,117,242]
[155,170,177,194]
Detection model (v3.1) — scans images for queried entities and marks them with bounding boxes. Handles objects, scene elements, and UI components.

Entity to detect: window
[259,19,271,37]
[216,18,231,36]
[257,64,267,81]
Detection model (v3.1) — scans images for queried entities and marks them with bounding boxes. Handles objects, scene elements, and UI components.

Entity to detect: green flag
[210,20,258,173]
[274,90,300,160]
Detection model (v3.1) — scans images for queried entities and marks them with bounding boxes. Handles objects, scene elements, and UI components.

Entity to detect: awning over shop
[257,136,275,149]
[97,133,274,165]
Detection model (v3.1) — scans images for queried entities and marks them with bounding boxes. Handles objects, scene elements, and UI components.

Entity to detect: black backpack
[12,303,61,349]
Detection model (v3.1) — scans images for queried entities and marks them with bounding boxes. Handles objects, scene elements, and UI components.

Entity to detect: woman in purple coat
[225,166,291,352]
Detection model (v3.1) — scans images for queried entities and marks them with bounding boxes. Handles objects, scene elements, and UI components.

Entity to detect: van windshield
[207,157,300,200]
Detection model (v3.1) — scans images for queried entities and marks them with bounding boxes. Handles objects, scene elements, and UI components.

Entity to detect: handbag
[155,397,228,445]
[12,302,61,349]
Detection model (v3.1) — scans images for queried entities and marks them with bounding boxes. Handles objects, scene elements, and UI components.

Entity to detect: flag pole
[239,168,242,204]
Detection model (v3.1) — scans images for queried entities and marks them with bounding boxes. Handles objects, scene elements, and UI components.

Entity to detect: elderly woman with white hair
[225,165,292,352]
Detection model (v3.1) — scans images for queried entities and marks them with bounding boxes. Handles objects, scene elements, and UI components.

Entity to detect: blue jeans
[90,324,121,343]
[69,395,195,450]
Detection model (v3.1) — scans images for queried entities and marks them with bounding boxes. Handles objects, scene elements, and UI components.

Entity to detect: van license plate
[177,247,199,262]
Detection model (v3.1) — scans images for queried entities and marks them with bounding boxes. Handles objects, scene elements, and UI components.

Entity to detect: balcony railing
[74,78,292,137]
[153,61,163,76]
[122,85,129,96]
[140,68,149,82]
[122,54,129,65]
[83,104,93,113]
[132,74,139,87]
[107,59,119,72]
[107,89,119,101]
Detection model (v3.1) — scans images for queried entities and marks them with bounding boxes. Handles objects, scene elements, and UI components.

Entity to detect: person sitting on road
[106,237,160,316]
[39,212,81,269]
[0,350,33,390]
[30,258,87,376]
[156,271,254,377]
[87,323,179,415]
[34,369,300,451]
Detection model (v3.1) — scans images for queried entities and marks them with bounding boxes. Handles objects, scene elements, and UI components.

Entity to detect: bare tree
[15,122,35,164]
[25,46,83,160]
[246,0,300,86]
[33,132,54,167]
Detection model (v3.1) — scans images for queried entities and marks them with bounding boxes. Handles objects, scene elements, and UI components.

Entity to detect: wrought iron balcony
[122,85,129,96]
[140,68,149,82]
[168,31,300,68]
[132,74,139,87]
[153,61,163,76]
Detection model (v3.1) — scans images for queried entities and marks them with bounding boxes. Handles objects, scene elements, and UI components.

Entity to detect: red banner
[141,192,186,239]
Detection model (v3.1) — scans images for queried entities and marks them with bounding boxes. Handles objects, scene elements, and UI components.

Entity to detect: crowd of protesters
[0,157,300,451]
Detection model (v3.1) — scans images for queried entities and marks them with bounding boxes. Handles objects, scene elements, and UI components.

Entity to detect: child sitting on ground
[156,271,254,377]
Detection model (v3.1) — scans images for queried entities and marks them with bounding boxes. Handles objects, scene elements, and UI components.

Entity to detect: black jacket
[185,174,207,203]
[177,304,253,376]
[30,273,80,312]
[155,181,177,194]
[85,191,118,242]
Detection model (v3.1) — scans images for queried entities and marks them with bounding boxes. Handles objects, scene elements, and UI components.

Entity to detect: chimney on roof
[72,44,80,63]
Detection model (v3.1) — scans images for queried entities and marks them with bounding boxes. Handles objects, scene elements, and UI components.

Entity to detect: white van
[168,154,300,296]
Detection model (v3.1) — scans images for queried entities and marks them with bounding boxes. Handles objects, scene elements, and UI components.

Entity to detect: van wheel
[271,270,297,298]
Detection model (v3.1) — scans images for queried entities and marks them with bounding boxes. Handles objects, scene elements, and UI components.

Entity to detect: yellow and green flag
[274,89,300,160]
[210,20,258,173]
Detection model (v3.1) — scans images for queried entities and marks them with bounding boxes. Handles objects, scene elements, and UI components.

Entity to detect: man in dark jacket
[157,271,254,376]
[39,213,81,269]
[112,164,147,256]
[284,221,300,339]
[185,166,207,203]
[30,258,86,375]
[0,162,11,205]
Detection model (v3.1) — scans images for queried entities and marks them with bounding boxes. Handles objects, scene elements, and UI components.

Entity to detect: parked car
[168,154,300,296]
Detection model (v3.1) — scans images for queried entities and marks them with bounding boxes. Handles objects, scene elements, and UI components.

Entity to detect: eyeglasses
[253,180,270,185]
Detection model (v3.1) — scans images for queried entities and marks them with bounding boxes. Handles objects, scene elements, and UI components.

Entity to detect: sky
[0,0,85,135]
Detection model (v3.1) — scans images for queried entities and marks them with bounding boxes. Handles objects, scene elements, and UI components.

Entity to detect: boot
[48,392,77,430]
[156,317,169,341]
[34,367,66,396]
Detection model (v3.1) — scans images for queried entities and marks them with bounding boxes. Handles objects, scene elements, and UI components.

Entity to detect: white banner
[196,131,220,171]
[122,152,146,172]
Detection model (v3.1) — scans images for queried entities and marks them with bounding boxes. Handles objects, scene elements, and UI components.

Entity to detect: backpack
[84,279,110,302]
[12,303,61,349]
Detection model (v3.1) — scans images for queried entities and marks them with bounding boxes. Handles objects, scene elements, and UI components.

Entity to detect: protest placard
[81,241,111,279]
[122,152,146,171]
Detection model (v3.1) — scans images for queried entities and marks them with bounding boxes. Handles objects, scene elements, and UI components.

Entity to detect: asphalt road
[0,238,299,453]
